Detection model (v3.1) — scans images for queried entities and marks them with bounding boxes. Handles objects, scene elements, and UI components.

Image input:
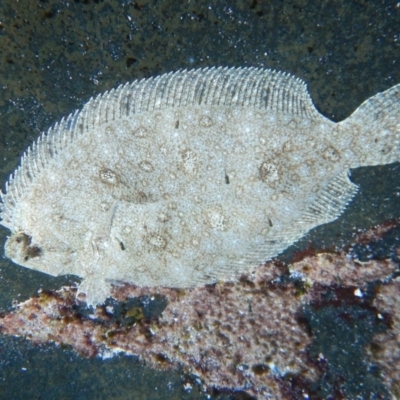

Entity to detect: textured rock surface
[369,279,400,398]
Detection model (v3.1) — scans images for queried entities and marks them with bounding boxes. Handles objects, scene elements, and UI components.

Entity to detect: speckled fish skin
[1,67,399,306]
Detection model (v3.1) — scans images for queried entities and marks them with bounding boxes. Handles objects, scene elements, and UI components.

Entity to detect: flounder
[1,67,399,306]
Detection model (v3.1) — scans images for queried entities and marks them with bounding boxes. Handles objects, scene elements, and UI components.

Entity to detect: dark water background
[0,1,399,399]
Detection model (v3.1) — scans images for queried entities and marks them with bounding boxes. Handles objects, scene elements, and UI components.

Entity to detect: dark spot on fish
[225,171,230,184]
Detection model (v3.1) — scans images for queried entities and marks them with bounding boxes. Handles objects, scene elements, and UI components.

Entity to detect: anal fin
[299,170,358,225]
[230,171,358,271]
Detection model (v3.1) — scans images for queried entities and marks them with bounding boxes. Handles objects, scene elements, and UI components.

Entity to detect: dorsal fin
[75,67,318,132]
[0,67,318,229]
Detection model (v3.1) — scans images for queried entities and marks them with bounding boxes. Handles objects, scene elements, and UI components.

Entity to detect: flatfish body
[1,67,399,305]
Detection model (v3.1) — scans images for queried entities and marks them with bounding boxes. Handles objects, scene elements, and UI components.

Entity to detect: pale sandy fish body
[1,67,399,306]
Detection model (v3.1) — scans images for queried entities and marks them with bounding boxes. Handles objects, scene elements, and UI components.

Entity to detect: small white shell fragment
[354,288,363,297]
[0,67,399,306]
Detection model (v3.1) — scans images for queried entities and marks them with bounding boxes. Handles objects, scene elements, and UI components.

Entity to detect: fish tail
[338,83,400,168]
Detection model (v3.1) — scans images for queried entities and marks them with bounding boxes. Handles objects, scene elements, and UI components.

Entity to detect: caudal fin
[338,83,400,168]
